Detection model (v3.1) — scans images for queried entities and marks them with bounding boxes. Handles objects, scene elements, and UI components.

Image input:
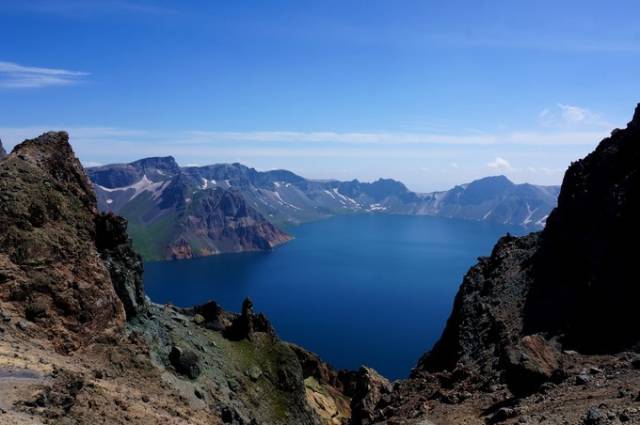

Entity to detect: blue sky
[1,0,639,191]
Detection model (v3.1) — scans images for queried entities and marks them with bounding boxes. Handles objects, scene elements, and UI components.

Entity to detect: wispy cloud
[0,126,612,153]
[188,129,608,146]
[0,61,89,89]
[539,103,612,129]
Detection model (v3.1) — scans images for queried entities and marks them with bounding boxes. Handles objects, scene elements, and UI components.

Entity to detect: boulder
[504,335,562,396]
[169,345,201,379]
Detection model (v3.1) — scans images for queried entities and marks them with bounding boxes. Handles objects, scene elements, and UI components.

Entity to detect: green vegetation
[120,194,177,260]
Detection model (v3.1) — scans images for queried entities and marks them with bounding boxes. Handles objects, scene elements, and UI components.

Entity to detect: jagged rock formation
[0,132,350,425]
[368,105,640,424]
[0,138,6,159]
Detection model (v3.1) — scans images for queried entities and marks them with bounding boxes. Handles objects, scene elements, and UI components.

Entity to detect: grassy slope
[118,193,177,261]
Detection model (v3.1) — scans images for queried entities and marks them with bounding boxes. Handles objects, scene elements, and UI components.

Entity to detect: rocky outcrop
[0,131,126,351]
[349,367,392,425]
[223,297,276,341]
[95,212,147,319]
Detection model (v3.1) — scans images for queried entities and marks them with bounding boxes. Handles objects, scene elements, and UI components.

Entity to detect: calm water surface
[144,215,522,379]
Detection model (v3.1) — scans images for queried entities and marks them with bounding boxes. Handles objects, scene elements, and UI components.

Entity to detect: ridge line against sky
[1,1,638,191]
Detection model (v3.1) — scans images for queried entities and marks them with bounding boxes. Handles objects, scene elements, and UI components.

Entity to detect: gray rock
[583,407,607,425]
[575,374,591,385]
[245,366,262,382]
[169,345,201,379]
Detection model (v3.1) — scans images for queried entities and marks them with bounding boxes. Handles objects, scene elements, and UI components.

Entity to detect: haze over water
[145,214,522,379]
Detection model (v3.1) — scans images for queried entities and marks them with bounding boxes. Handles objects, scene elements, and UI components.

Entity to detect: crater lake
[144,214,523,379]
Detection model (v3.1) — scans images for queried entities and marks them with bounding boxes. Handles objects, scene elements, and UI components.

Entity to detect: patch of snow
[96,175,168,202]
[368,203,387,212]
[332,188,359,207]
[106,199,113,205]
[522,203,538,226]
[535,214,549,227]
[272,191,301,210]
[324,189,337,200]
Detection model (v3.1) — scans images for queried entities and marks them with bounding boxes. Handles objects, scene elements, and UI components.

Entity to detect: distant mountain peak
[131,155,180,173]
[475,174,513,184]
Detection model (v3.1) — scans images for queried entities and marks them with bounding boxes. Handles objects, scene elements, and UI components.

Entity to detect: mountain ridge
[88,159,559,260]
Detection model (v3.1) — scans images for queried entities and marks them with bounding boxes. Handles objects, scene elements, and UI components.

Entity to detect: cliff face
[89,159,292,261]
[0,138,6,159]
[166,187,292,260]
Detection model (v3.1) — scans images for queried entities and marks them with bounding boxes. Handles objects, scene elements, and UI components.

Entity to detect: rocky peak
[131,155,181,176]
[12,131,97,211]
[0,132,132,351]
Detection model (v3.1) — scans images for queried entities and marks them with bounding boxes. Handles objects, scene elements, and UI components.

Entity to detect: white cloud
[487,156,514,172]
[449,162,459,169]
[0,61,89,89]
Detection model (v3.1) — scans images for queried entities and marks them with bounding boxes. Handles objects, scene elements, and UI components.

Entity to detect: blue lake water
[144,214,523,379]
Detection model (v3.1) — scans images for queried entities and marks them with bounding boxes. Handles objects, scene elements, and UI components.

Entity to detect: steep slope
[0,132,350,425]
[367,105,640,424]
[0,138,6,159]
[90,160,291,260]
